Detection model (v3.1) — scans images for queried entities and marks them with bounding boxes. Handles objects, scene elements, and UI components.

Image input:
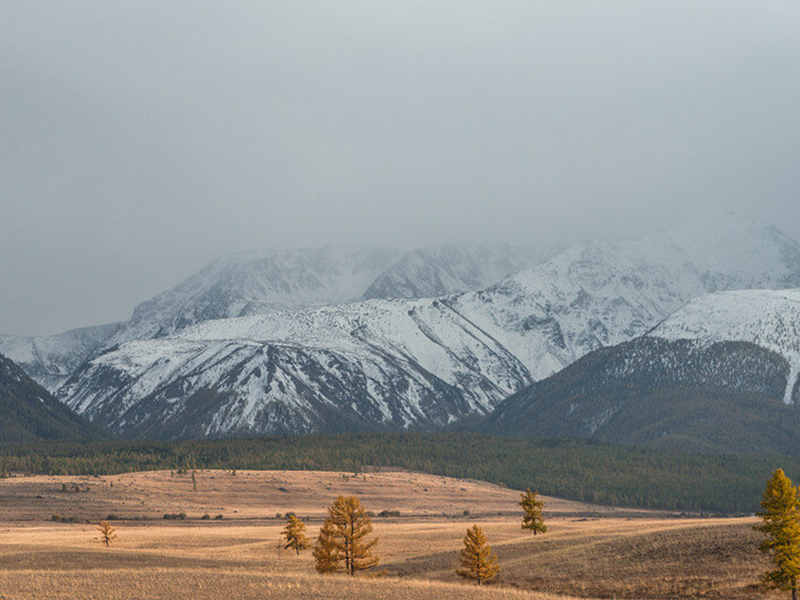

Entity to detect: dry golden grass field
[0,469,784,599]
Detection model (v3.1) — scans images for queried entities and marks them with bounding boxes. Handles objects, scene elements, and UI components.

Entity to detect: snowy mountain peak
[118,246,404,341]
[362,243,551,300]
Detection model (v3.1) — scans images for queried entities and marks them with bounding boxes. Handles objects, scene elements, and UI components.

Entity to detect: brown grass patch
[386,517,781,599]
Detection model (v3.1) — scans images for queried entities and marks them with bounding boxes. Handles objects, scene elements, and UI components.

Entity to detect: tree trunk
[347,518,354,576]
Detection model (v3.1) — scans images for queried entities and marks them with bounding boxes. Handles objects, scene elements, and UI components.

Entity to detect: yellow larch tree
[97,521,117,547]
[756,468,800,600]
[282,514,311,555]
[457,525,500,585]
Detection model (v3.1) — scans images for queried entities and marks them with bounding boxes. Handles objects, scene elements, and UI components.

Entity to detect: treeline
[1,433,797,513]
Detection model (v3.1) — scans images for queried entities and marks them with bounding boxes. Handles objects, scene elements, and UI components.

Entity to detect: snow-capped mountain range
[4,214,800,441]
[113,246,405,342]
[1,243,542,394]
[59,300,532,438]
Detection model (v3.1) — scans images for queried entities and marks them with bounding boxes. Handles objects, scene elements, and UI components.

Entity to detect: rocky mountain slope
[478,289,800,454]
[55,216,800,439]
[0,352,102,443]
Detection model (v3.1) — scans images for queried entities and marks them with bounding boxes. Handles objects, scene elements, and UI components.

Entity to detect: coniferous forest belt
[0,433,794,514]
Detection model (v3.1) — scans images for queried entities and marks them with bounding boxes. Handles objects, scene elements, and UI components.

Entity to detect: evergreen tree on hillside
[282,514,311,555]
[519,488,547,534]
[312,496,379,576]
[457,525,500,585]
[756,469,800,599]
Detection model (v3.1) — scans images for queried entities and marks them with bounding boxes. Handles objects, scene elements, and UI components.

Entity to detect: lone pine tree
[457,525,500,585]
[756,469,800,600]
[282,514,311,555]
[313,495,379,576]
[519,488,547,534]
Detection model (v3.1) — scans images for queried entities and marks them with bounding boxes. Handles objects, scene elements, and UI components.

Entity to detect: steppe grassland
[0,469,614,521]
[0,469,784,599]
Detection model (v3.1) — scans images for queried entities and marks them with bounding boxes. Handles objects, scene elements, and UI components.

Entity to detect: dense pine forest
[1,433,796,513]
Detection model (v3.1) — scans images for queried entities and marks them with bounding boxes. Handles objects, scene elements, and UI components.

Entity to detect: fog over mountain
[2,1,800,335]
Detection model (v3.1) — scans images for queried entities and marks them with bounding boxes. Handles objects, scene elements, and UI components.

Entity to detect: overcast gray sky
[2,1,800,335]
